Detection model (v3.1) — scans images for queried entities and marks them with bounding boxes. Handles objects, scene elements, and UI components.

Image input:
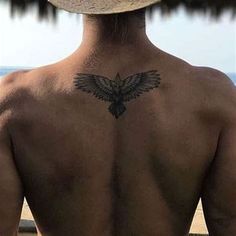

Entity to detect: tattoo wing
[121,70,161,102]
[74,73,114,102]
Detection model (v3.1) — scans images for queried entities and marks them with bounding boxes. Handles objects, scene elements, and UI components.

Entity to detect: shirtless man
[0,0,235,235]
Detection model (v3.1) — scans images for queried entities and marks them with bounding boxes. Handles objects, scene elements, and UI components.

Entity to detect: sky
[0,3,235,74]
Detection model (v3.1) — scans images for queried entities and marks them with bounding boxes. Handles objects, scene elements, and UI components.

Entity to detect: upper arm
[201,71,236,235]
[0,74,24,235]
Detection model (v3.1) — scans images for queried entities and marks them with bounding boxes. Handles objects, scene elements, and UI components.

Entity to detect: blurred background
[0,0,235,83]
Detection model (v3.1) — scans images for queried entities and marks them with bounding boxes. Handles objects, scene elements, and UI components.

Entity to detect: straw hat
[48,0,161,14]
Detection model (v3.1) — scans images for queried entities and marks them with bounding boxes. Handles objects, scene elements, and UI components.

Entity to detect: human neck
[79,14,151,51]
[68,14,159,72]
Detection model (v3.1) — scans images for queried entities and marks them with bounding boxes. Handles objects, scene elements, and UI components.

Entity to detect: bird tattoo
[74,70,161,119]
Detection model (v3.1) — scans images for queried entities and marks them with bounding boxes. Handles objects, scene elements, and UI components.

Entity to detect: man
[0,0,235,235]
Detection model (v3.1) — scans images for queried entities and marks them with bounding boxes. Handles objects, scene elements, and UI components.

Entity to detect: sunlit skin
[0,12,235,236]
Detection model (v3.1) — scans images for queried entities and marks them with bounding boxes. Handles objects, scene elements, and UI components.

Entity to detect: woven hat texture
[48,0,161,14]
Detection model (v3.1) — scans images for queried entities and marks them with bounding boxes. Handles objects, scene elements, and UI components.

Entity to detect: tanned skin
[0,13,236,236]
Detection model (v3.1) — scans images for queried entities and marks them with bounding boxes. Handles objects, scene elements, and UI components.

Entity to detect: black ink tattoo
[74,71,161,119]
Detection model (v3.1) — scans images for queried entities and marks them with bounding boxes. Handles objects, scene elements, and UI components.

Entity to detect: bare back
[2,48,234,235]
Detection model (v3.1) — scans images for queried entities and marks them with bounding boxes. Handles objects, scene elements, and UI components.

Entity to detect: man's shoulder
[190,66,236,123]
[191,66,235,101]
[0,66,53,113]
[162,53,235,107]
[1,65,58,96]
[0,71,28,127]
[192,66,232,84]
[0,70,29,106]
[1,70,28,85]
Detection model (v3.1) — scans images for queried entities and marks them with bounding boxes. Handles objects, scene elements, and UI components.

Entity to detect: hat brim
[48,0,161,14]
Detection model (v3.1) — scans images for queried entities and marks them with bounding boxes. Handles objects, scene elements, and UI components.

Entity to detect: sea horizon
[0,66,236,85]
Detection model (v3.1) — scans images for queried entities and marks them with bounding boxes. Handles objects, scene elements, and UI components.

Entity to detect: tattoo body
[74,71,161,119]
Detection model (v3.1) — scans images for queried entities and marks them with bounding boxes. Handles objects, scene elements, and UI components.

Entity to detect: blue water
[0,66,235,85]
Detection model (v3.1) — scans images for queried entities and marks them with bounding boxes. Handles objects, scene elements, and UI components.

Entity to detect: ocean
[0,66,236,85]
